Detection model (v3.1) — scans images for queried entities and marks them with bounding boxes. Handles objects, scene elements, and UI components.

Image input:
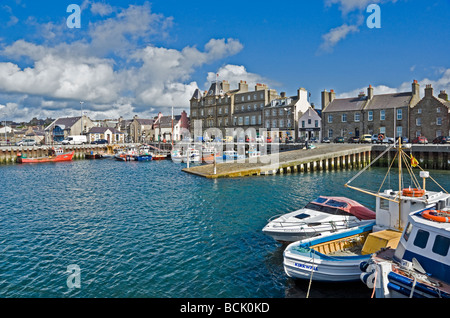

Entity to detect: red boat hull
[17,151,75,163]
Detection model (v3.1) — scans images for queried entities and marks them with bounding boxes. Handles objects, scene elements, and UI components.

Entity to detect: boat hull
[17,151,74,163]
[135,155,152,161]
[283,223,375,282]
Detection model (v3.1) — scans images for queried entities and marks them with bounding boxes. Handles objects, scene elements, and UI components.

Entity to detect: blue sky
[0,0,449,121]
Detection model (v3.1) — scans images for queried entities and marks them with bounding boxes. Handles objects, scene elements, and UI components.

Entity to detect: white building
[298,106,322,141]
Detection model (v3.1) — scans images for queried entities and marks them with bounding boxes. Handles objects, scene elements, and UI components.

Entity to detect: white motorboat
[283,139,450,283]
[263,196,376,243]
[171,149,184,163]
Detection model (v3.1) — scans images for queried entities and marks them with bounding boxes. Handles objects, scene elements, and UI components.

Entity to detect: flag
[411,155,419,168]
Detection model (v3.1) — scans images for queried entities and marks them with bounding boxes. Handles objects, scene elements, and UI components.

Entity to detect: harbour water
[1,159,449,298]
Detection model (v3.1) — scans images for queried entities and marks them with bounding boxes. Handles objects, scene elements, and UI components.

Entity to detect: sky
[0,0,449,122]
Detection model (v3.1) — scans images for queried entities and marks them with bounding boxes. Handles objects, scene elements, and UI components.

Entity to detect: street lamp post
[80,101,84,135]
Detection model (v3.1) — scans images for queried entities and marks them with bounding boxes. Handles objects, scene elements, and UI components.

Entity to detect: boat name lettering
[294,262,318,271]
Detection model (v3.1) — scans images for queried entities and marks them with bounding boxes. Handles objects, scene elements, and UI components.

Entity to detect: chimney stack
[238,80,248,92]
[367,85,374,100]
[412,79,420,98]
[321,90,330,109]
[425,84,433,98]
[438,90,448,101]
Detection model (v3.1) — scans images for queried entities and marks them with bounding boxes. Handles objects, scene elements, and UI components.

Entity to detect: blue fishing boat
[284,139,450,283]
[360,203,450,298]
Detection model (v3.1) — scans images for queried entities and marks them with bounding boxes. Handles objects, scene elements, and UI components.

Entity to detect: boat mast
[398,137,403,231]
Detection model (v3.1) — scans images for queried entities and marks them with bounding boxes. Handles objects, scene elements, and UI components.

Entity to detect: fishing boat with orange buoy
[284,138,450,285]
[16,147,74,163]
[358,145,450,298]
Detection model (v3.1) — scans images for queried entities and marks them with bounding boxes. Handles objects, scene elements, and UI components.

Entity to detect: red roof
[314,196,376,220]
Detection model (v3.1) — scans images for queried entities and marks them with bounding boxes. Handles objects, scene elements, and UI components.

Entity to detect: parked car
[321,137,330,143]
[91,139,108,144]
[333,136,344,143]
[359,134,372,143]
[395,136,409,144]
[15,139,37,146]
[412,136,428,144]
[432,136,450,144]
[348,136,360,143]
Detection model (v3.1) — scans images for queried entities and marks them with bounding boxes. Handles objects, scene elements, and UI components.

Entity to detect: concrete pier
[0,144,113,164]
[183,144,373,178]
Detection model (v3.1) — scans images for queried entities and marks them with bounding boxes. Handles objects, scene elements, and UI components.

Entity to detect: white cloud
[319,23,360,53]
[0,2,245,121]
[336,70,450,99]
[319,0,398,52]
[206,65,278,91]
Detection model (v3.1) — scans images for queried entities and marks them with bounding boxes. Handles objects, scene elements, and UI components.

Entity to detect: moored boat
[283,139,448,283]
[263,196,376,243]
[360,196,450,298]
[17,148,74,163]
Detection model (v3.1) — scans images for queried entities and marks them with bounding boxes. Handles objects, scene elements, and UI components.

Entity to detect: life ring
[402,188,425,197]
[422,210,450,223]
[378,134,384,141]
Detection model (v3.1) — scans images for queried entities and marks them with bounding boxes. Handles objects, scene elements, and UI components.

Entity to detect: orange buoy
[422,210,450,223]
[402,188,425,197]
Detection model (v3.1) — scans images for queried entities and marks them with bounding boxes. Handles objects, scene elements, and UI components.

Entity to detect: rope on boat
[306,251,315,298]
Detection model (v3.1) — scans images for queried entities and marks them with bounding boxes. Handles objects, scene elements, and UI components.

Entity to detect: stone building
[86,127,124,144]
[321,80,421,140]
[409,84,450,140]
[44,115,95,144]
[129,116,154,143]
[189,80,313,141]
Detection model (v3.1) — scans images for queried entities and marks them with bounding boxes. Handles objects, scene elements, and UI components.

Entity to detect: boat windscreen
[304,203,350,216]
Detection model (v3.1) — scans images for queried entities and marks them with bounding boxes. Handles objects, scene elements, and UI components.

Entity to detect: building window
[251,116,256,125]
[245,116,249,125]
[315,120,319,128]
[416,118,421,126]
[397,109,402,120]
[380,127,386,134]
[238,117,243,126]
[380,110,385,121]
[328,115,333,123]
[308,119,312,125]
[396,126,403,138]
[279,119,284,128]
[342,114,347,122]
[302,121,305,128]
[218,107,222,115]
[279,109,284,116]
[272,120,277,128]
[368,111,373,121]
[418,108,422,114]
[287,119,291,127]
[416,130,421,137]
[272,109,277,116]
[354,113,360,122]
[328,129,333,138]
[436,130,442,137]
[265,110,270,117]
[258,115,262,125]
[224,107,229,114]
[437,107,441,113]
[265,120,270,129]
[437,117,442,125]
[225,117,228,126]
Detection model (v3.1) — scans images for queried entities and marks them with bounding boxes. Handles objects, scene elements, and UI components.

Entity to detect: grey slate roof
[88,127,123,134]
[324,97,368,112]
[45,116,81,131]
[365,92,413,110]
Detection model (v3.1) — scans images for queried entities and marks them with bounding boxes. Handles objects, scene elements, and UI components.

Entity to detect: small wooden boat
[16,148,74,163]
[85,152,104,159]
[151,153,167,161]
